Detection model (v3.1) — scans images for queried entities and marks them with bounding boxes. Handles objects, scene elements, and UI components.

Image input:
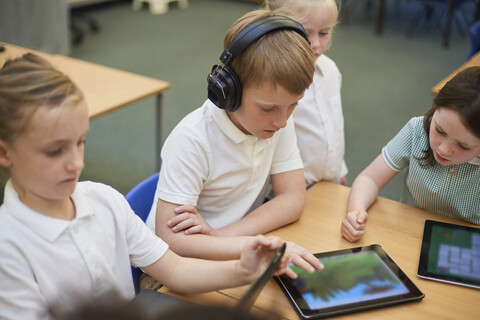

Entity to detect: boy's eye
[435,127,445,135]
[458,144,471,151]
[78,139,86,146]
[46,148,62,156]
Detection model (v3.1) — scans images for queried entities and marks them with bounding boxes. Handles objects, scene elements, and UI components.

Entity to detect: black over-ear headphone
[207,15,310,112]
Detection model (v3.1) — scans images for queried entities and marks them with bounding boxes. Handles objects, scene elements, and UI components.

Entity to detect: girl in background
[265,0,348,187]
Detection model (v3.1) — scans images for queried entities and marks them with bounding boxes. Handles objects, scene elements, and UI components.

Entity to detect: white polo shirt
[146,99,303,231]
[293,54,347,185]
[0,180,168,320]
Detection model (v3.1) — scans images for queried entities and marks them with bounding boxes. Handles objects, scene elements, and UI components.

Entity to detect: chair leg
[132,0,142,11]
[443,0,455,48]
[178,0,189,9]
[149,0,169,14]
[406,7,425,37]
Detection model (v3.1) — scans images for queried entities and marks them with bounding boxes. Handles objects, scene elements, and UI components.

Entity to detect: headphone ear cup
[207,65,242,112]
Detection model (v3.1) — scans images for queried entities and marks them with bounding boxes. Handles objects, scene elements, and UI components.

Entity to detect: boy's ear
[0,140,12,168]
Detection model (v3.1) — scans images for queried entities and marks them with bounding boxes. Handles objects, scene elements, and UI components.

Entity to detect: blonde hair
[0,53,83,143]
[224,10,315,95]
[0,53,83,180]
[265,0,339,26]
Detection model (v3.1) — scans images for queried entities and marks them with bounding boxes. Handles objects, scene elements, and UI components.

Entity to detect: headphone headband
[219,15,309,65]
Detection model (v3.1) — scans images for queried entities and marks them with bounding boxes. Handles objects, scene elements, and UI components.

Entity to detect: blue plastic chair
[125,172,160,293]
[468,20,480,59]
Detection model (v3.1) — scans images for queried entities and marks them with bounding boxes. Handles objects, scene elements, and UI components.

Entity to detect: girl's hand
[166,204,218,236]
[238,236,290,283]
[239,236,323,282]
[341,210,368,242]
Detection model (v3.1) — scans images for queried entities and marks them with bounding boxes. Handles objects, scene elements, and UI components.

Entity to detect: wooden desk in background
[161,182,479,320]
[0,43,170,170]
[432,51,480,95]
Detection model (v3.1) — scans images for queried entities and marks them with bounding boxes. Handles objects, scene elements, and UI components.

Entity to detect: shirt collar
[206,99,260,144]
[468,156,480,165]
[315,57,324,76]
[3,180,95,242]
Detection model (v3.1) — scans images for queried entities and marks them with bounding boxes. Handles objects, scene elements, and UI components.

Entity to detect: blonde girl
[265,0,348,187]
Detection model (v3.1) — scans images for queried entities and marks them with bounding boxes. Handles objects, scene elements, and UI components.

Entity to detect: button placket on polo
[70,220,104,289]
[250,139,269,185]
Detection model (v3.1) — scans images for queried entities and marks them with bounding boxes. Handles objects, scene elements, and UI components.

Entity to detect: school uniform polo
[293,54,348,186]
[146,99,303,231]
[382,116,480,224]
[0,181,168,320]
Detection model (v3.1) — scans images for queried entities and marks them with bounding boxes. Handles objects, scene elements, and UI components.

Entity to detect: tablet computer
[418,220,480,290]
[275,244,424,319]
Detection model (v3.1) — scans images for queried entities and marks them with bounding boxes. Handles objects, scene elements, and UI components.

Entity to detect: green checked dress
[382,117,480,225]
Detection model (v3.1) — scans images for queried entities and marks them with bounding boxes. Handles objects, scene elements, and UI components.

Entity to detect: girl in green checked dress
[341,67,480,242]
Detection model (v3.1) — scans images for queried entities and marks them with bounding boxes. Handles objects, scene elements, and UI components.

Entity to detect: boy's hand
[341,210,368,242]
[167,204,218,236]
[283,241,323,279]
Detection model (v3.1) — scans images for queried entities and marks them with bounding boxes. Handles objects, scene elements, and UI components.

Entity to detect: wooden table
[160,182,479,319]
[431,51,480,95]
[0,43,170,170]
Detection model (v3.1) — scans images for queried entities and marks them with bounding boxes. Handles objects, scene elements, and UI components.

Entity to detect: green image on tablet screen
[427,225,480,281]
[289,252,409,309]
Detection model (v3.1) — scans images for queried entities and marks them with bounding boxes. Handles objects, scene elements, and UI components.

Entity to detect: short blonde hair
[265,0,339,27]
[224,10,315,95]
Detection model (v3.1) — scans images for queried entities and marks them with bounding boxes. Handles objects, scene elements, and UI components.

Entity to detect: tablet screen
[275,245,424,319]
[418,220,480,289]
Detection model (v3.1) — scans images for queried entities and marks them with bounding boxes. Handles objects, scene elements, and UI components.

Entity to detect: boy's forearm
[217,191,305,237]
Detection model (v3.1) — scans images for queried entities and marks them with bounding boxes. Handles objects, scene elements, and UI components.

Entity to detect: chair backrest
[125,173,159,293]
[125,173,159,222]
[468,20,480,60]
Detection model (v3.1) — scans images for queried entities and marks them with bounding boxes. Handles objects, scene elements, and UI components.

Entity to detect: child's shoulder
[77,180,119,194]
[405,116,425,131]
[75,181,126,206]
[167,101,215,142]
[317,54,339,71]
[402,116,428,147]
[315,55,341,81]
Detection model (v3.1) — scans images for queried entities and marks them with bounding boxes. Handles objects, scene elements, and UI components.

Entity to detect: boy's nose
[273,115,288,129]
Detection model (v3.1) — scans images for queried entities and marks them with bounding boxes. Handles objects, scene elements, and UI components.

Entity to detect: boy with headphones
[146,10,317,262]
